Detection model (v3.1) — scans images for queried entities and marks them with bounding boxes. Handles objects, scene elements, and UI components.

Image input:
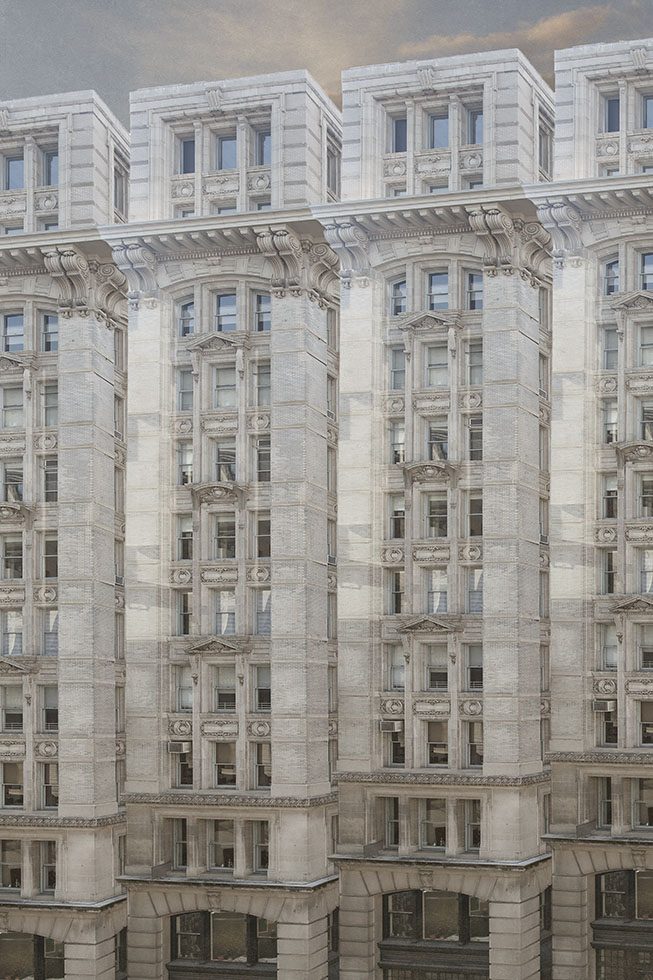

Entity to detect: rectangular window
[256,514,271,558]
[391,280,407,316]
[0,840,21,887]
[2,314,23,353]
[642,253,653,292]
[639,325,653,368]
[641,624,653,669]
[388,422,405,465]
[464,799,481,851]
[426,644,448,691]
[254,742,272,788]
[467,568,483,613]
[426,493,447,537]
[427,720,448,765]
[467,340,483,385]
[177,442,193,485]
[215,590,236,635]
[5,155,24,191]
[0,611,22,658]
[42,313,58,353]
[466,273,483,311]
[256,361,270,406]
[600,708,618,746]
[467,108,483,145]
[215,438,236,481]
[209,819,235,870]
[391,116,407,153]
[253,820,269,871]
[468,414,483,460]
[43,150,59,186]
[175,666,193,713]
[2,762,23,807]
[389,569,404,615]
[633,779,653,827]
[326,140,340,197]
[601,623,618,670]
[389,494,405,539]
[173,748,193,788]
[427,419,448,461]
[255,589,271,635]
[384,797,400,847]
[421,799,446,849]
[215,742,237,786]
[604,96,620,133]
[41,686,58,732]
[389,347,405,390]
[427,568,448,614]
[256,436,271,482]
[427,272,448,311]
[215,293,237,332]
[177,514,193,561]
[217,134,237,170]
[644,95,653,130]
[171,818,187,869]
[467,644,483,690]
[602,399,618,444]
[1,387,23,429]
[41,763,58,809]
[426,342,448,387]
[214,365,237,409]
[43,536,58,579]
[386,728,405,766]
[641,702,653,745]
[255,131,271,167]
[43,384,57,427]
[466,721,484,767]
[179,138,195,175]
[387,647,405,691]
[642,549,653,594]
[178,300,195,337]
[468,494,483,536]
[43,456,58,502]
[0,686,22,732]
[214,665,236,711]
[254,292,271,332]
[1,460,22,504]
[429,112,449,149]
[538,119,553,177]
[2,537,22,580]
[254,664,271,711]
[604,259,620,295]
[177,592,191,636]
[177,369,193,412]
[42,609,58,656]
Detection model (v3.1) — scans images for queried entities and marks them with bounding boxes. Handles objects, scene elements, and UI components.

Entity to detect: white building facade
[0,34,651,980]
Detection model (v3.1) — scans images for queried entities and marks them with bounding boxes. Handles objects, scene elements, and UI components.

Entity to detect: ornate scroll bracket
[112,242,158,309]
[256,228,338,305]
[322,220,371,288]
[466,206,516,274]
[41,246,127,325]
[536,202,584,266]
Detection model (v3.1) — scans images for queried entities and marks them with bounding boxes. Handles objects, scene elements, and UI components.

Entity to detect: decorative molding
[458,543,482,562]
[33,585,57,604]
[336,770,549,787]
[459,699,483,717]
[170,567,192,586]
[42,247,127,324]
[122,791,338,807]
[34,740,58,757]
[398,615,460,634]
[403,460,456,483]
[546,751,653,765]
[384,395,405,414]
[625,524,653,543]
[247,720,271,737]
[466,206,515,272]
[173,417,193,435]
[201,719,239,737]
[413,544,450,564]
[537,202,583,258]
[201,566,238,584]
[191,482,243,506]
[246,565,270,584]
[625,678,653,694]
[384,158,407,178]
[612,596,653,614]
[247,412,270,432]
[0,741,24,756]
[593,677,617,696]
[380,697,404,716]
[33,432,56,452]
[413,698,450,716]
[189,636,250,656]
[323,220,370,285]
[0,589,25,606]
[256,228,339,303]
[0,813,125,828]
[169,719,192,736]
[34,192,58,212]
[382,546,405,564]
[540,698,551,717]
[595,525,617,544]
[328,719,338,737]
[248,171,271,192]
[111,242,158,301]
[414,152,451,175]
[204,174,240,197]
[596,375,618,394]
[459,390,482,411]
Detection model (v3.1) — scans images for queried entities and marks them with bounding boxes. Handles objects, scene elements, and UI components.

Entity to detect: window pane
[423,890,459,941]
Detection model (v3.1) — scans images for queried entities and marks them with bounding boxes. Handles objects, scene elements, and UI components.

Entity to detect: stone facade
[0,34,652,980]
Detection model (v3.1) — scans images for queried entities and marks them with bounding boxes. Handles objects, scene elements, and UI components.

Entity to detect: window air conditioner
[592,700,617,713]
[167,741,192,754]
[379,720,404,733]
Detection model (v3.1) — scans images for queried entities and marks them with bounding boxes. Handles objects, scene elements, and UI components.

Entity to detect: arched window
[0,932,64,980]
[594,871,653,979]
[170,911,277,976]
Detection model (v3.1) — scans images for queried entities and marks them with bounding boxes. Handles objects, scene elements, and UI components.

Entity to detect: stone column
[489,893,541,980]
[551,858,590,980]
[276,912,329,979]
[127,892,165,980]
[65,935,116,979]
[338,871,377,979]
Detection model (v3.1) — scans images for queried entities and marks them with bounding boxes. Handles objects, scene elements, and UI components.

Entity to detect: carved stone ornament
[323,220,370,283]
[398,615,459,634]
[625,678,653,694]
[459,391,482,411]
[173,417,193,435]
[626,375,653,393]
[413,698,450,716]
[248,412,270,431]
[169,719,192,737]
[595,525,617,544]
[540,698,551,717]
[597,375,618,394]
[171,567,192,586]
[617,442,653,463]
[189,636,247,656]
[247,172,271,192]
[403,461,455,483]
[458,544,482,562]
[201,719,239,737]
[384,158,407,177]
[413,545,450,564]
[539,550,550,568]
[201,415,239,435]
[34,192,58,212]
[115,739,126,757]
[171,181,195,199]
[385,395,405,414]
[33,433,56,452]
[33,586,57,604]
[0,741,24,756]
[0,502,26,524]
[414,152,451,175]
[460,151,483,171]
[612,291,653,313]
[380,697,404,716]
[596,139,620,158]
[382,547,405,564]
[625,524,653,543]
[612,596,653,614]
[247,719,271,737]
[246,565,270,583]
[41,247,127,324]
[328,719,338,737]
[459,699,483,717]
[34,740,58,757]
[536,202,583,258]
[201,566,238,584]
[192,483,241,505]
[0,193,26,217]
[594,677,617,696]
[0,589,25,606]
[413,392,450,413]
[203,174,239,197]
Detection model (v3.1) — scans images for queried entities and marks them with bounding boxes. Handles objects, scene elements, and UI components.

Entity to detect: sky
[0,0,651,122]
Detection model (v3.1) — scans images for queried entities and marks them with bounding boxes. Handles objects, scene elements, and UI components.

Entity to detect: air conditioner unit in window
[379,720,404,733]
[592,700,617,713]
[167,741,192,754]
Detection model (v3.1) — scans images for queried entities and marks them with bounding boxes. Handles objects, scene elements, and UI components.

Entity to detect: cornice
[546,751,653,765]
[0,812,126,828]
[123,791,338,808]
[336,770,550,787]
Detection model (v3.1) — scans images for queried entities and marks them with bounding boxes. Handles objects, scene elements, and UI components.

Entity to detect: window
[466,340,483,385]
[633,779,653,827]
[256,436,270,482]
[0,840,21,888]
[467,107,483,144]
[599,707,618,746]
[326,307,338,350]
[427,720,448,765]
[175,666,193,713]
[43,384,57,427]
[43,456,58,502]
[387,647,405,691]
[326,135,341,198]
[426,644,448,691]
[429,112,449,149]
[214,665,236,711]
[427,271,448,311]
[177,369,193,412]
[467,494,483,536]
[643,402,653,441]
[602,399,618,443]
[389,494,405,538]
[466,721,484,767]
[1,387,22,428]
[468,414,483,460]
[390,422,405,464]
[467,644,483,690]
[0,611,22,658]
[601,623,618,670]
[255,361,270,407]
[255,198,271,211]
[386,727,405,766]
[215,590,236,635]
[382,797,400,848]
[252,291,272,332]
[463,271,483,312]
[43,536,58,578]
[467,568,483,613]
[39,762,58,809]
[642,549,653,594]
[255,130,271,167]
[41,686,58,732]
[252,821,270,872]
[177,441,193,485]
[42,609,58,656]
[39,841,56,893]
[38,313,59,354]
[421,799,446,849]
[538,117,553,177]
[214,365,236,408]
[254,664,271,711]
[641,625,653,669]
[1,537,22,579]
[389,347,405,390]
[599,327,617,372]
[644,95,653,130]
[639,476,653,519]
[603,95,620,133]
[177,592,191,636]
[426,342,448,387]
[215,438,236,481]
[602,258,619,296]
[390,279,407,316]
[0,686,21,731]
[178,300,195,337]
[254,742,272,788]
[42,149,59,186]
[1,460,22,504]
[427,568,447,613]
[427,419,448,461]
[178,137,195,175]
[177,514,193,560]
[389,570,404,614]
[215,293,237,332]
[173,747,193,788]
[1,762,22,806]
[256,514,270,558]
[641,701,653,745]
[464,800,482,851]
[217,134,237,170]
[208,819,235,870]
[391,116,407,153]
[4,155,23,190]
[215,742,237,787]
[642,253,653,292]
[2,313,23,353]
[255,589,271,634]
[113,159,128,218]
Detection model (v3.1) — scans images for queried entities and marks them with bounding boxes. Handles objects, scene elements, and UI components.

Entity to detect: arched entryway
[168,909,277,977]
[0,931,64,980]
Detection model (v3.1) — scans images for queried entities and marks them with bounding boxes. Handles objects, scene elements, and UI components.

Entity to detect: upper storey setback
[128,70,342,221]
[0,91,129,234]
[554,39,653,180]
[340,48,554,201]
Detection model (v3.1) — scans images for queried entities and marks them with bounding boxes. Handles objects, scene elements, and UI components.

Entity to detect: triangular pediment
[186,332,245,353]
[610,290,653,312]
[398,615,456,634]
[613,595,653,613]
[188,636,243,655]
[0,658,29,674]
[0,353,25,373]
[400,311,457,332]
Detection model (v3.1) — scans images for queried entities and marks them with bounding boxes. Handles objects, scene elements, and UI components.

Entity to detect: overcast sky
[0,0,651,122]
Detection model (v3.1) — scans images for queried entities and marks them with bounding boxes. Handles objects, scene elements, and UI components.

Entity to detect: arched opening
[595,870,653,978]
[168,910,277,977]
[0,931,64,979]
[379,889,489,980]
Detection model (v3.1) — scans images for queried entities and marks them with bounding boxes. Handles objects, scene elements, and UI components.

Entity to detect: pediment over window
[0,658,29,675]
[399,311,461,332]
[188,635,248,655]
[0,353,25,373]
[398,615,460,634]
[611,291,653,312]
[186,332,249,354]
[612,595,653,614]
